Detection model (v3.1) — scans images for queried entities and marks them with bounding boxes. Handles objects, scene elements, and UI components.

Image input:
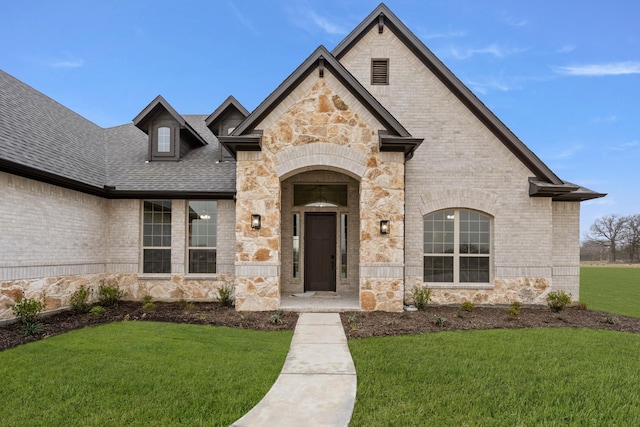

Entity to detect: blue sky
[1,1,638,238]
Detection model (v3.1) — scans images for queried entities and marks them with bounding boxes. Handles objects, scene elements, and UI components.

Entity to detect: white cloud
[48,56,84,68]
[285,5,348,35]
[607,141,639,152]
[499,11,527,27]
[557,45,576,54]
[555,61,640,76]
[445,43,526,60]
[466,77,519,94]
[592,115,618,124]
[307,10,347,35]
[547,144,584,160]
[228,2,260,35]
[420,28,466,40]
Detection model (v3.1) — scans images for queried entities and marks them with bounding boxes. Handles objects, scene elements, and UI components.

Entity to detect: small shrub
[508,301,522,317]
[547,290,571,312]
[98,283,123,306]
[432,315,447,327]
[142,294,153,304]
[185,302,195,312]
[218,284,234,307]
[70,285,93,313]
[412,285,431,311]
[12,293,47,336]
[347,314,359,330]
[270,312,283,324]
[142,302,155,312]
[460,301,475,312]
[603,315,617,325]
[575,302,588,310]
[90,305,106,317]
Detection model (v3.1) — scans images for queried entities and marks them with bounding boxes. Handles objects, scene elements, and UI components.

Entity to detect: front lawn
[349,328,640,426]
[0,322,292,426]
[580,266,640,317]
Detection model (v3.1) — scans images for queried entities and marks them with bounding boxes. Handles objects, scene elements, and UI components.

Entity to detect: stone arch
[275,143,367,181]
[418,188,499,217]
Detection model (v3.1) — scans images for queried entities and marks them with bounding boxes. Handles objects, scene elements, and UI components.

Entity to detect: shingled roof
[0,70,106,192]
[0,70,235,198]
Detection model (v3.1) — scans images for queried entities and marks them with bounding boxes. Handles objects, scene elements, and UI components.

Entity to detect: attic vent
[371,59,389,85]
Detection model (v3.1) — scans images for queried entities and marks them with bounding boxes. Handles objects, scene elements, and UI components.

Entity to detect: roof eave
[529,178,606,202]
[218,135,262,158]
[379,133,424,159]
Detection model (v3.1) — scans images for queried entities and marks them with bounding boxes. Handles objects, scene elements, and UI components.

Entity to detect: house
[0,4,604,319]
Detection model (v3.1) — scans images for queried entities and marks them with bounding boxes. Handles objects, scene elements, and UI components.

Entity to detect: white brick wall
[0,172,108,280]
[552,201,581,299]
[339,25,564,300]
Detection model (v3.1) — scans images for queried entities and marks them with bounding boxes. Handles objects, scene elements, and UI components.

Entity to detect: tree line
[581,214,640,263]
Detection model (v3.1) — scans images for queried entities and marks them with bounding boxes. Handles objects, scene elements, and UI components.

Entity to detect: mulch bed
[2,302,639,351]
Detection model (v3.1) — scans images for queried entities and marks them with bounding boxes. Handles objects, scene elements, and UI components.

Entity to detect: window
[293,213,300,278]
[157,127,171,153]
[371,58,389,85]
[423,210,491,283]
[188,201,217,274]
[293,184,347,207]
[340,214,347,279]
[143,201,171,273]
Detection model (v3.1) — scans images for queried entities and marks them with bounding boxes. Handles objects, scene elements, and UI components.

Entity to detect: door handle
[330,255,335,270]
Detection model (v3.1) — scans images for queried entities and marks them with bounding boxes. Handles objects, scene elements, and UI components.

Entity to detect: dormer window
[134,95,208,163]
[157,127,171,153]
[150,122,177,160]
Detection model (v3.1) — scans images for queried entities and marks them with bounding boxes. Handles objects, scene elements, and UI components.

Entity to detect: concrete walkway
[231,313,357,427]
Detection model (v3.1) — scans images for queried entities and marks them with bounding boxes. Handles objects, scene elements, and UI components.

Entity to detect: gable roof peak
[232,44,410,138]
[205,95,250,129]
[333,3,567,185]
[133,94,206,146]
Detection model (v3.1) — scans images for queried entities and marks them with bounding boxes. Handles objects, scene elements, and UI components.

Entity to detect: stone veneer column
[234,151,281,311]
[359,151,405,311]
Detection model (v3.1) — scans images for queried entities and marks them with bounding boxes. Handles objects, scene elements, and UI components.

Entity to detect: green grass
[581,266,640,317]
[0,322,292,427]
[349,328,640,426]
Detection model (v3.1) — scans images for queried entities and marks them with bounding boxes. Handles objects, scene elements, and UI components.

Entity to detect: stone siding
[235,74,405,311]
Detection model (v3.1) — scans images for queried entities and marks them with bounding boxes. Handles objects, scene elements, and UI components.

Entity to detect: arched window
[157,126,171,153]
[423,209,491,283]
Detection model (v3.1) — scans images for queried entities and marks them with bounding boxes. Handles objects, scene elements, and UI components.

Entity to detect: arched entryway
[280,170,360,308]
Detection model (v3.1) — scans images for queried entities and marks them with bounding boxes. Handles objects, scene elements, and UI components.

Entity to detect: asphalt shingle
[0,70,236,195]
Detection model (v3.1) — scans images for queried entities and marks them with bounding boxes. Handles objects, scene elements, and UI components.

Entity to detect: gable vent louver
[371,59,389,85]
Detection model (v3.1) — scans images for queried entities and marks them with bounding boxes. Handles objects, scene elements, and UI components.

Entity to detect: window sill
[184,274,218,280]
[138,274,172,280]
[425,283,494,290]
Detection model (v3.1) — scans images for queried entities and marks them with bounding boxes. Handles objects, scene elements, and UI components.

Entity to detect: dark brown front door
[305,213,336,292]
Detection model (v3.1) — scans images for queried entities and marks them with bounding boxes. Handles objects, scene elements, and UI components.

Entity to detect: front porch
[279,291,360,312]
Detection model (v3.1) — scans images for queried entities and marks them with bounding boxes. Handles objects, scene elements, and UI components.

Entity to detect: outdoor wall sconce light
[380,220,390,235]
[251,214,261,230]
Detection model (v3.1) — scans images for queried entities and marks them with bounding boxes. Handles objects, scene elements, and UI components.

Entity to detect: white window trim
[423,209,493,286]
[186,200,218,275]
[141,200,172,275]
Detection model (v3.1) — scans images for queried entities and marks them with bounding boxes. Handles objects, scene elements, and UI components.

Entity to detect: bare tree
[621,214,640,263]
[587,214,627,263]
